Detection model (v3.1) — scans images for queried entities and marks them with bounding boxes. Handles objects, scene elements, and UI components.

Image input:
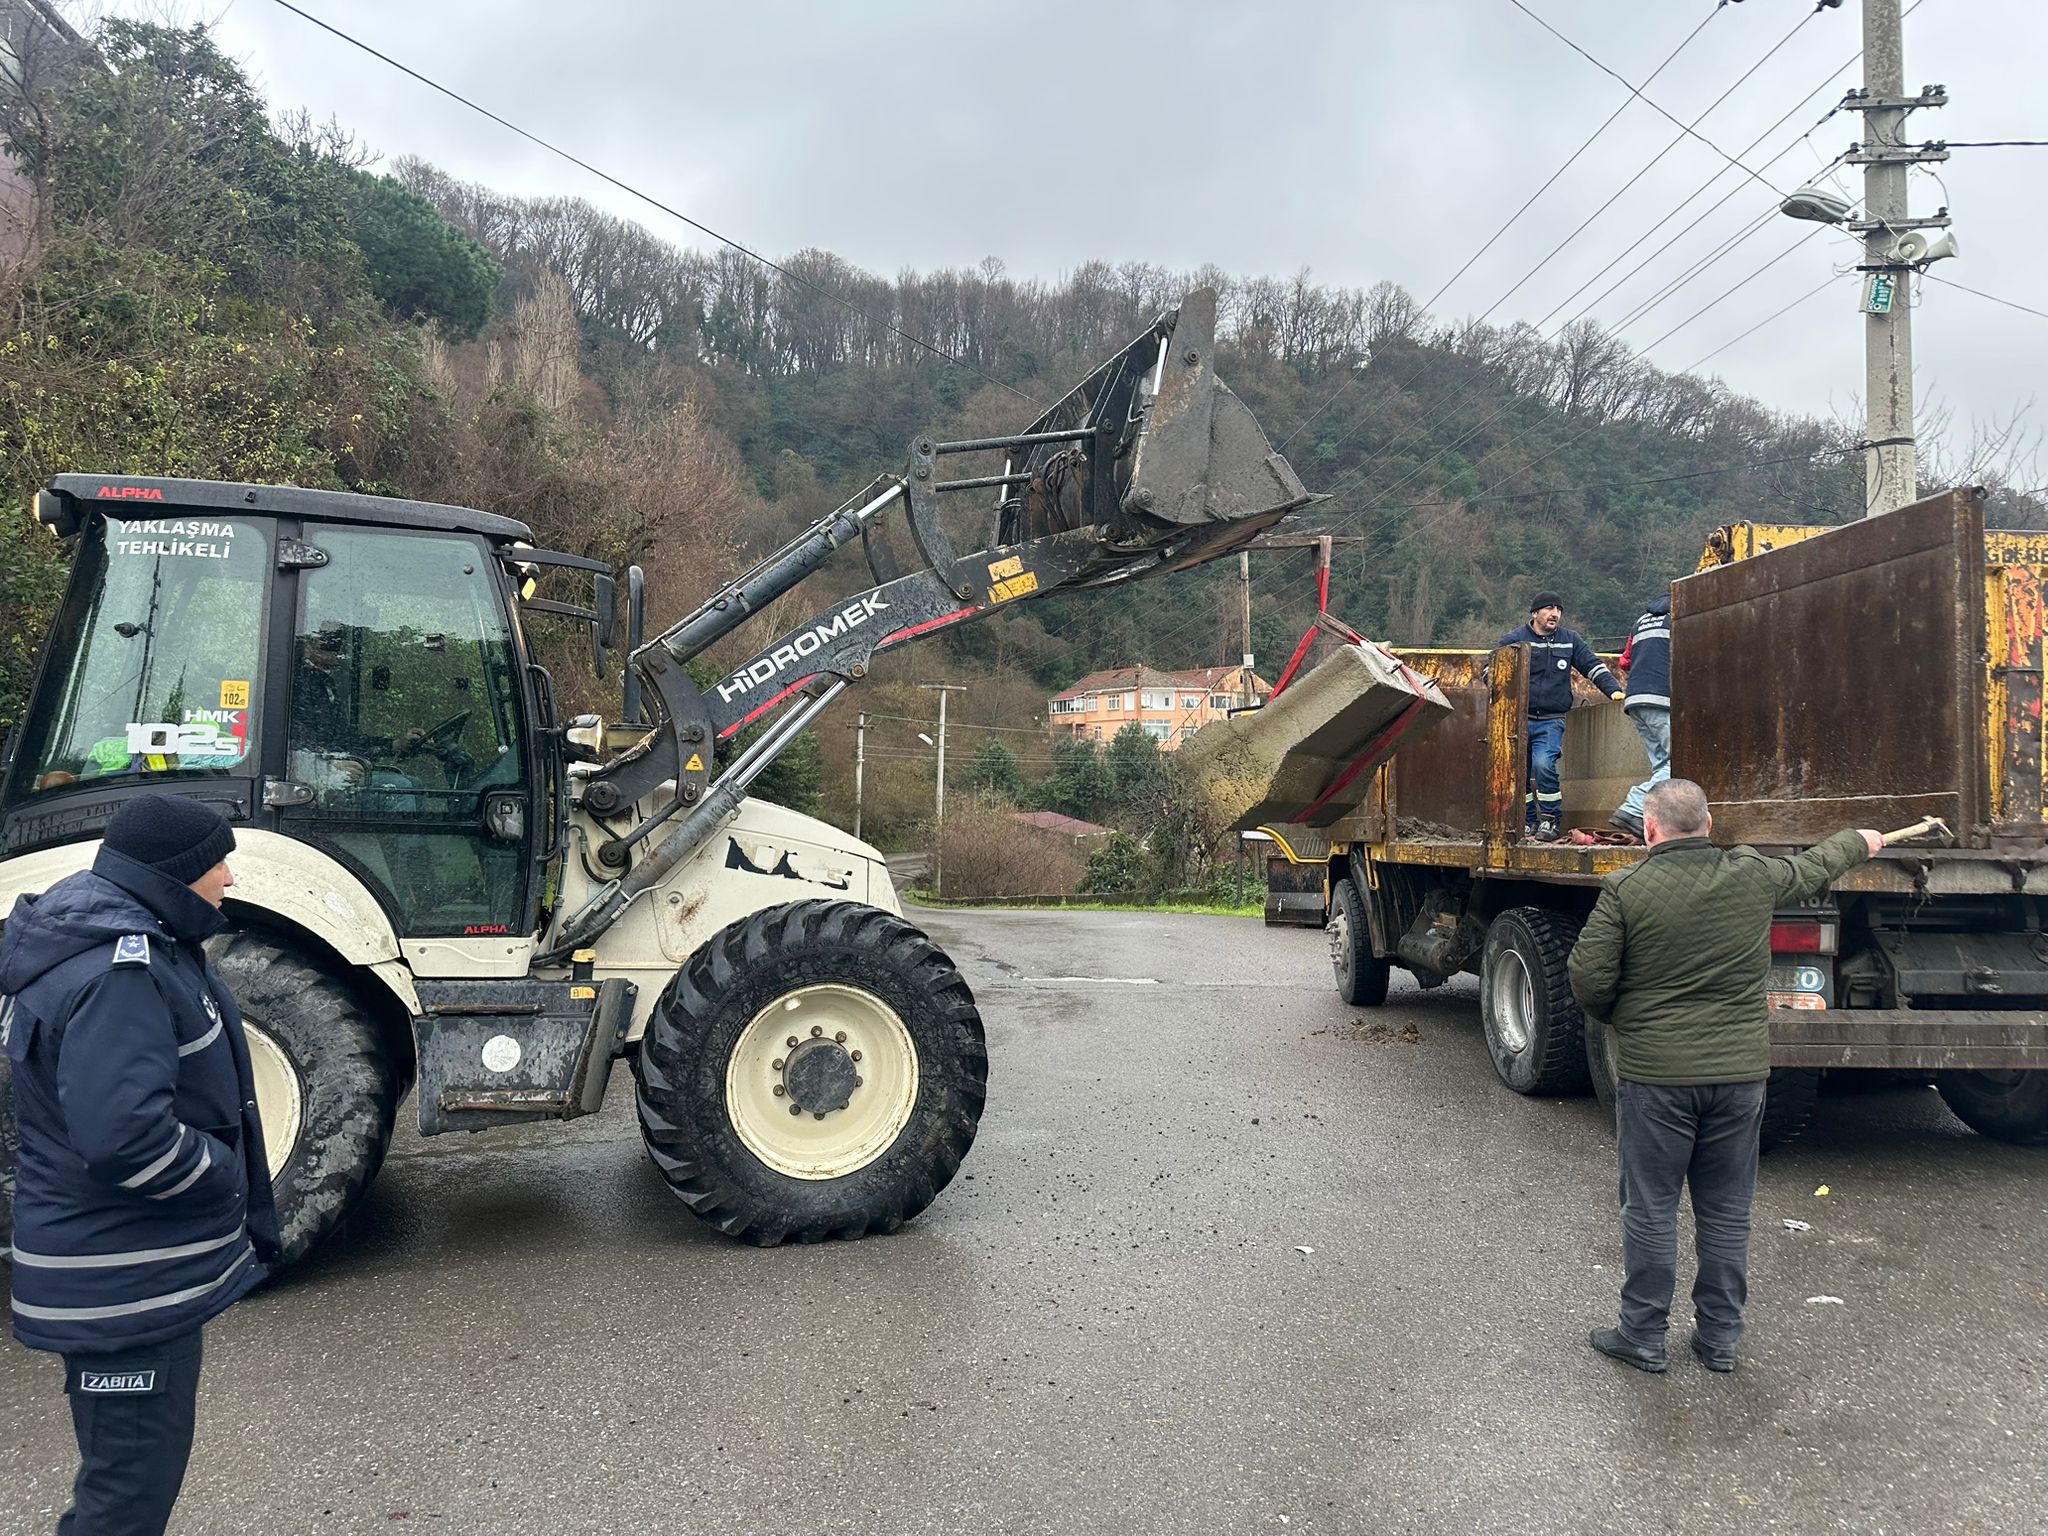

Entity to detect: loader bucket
[1180,642,1453,830]
[997,288,1322,586]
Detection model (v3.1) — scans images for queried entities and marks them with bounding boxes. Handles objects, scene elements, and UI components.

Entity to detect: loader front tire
[635,900,987,1246]
[207,932,406,1270]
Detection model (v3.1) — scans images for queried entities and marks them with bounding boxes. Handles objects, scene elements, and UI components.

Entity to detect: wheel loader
[0,290,1320,1265]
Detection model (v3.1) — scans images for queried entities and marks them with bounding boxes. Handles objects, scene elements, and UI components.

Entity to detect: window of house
[1142,690,1171,710]
[1181,694,1201,709]
[1142,721,1172,741]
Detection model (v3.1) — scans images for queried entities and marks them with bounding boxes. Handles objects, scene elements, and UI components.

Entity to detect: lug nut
[789,1104,802,1116]
[787,1036,799,1049]
[813,1112,826,1121]
[835,1031,847,1043]
[854,1076,863,1088]
[773,1085,786,1097]
[850,1050,863,1062]
[810,1025,823,1038]
[773,1058,785,1070]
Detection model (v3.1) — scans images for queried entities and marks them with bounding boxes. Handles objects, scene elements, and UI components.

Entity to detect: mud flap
[413,977,635,1134]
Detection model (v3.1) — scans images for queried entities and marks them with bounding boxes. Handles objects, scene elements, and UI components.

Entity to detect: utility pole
[853,712,866,841]
[919,684,968,895]
[1237,551,1254,706]
[1846,0,1948,516]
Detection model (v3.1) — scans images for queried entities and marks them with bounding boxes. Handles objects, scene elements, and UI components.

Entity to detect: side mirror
[622,566,648,726]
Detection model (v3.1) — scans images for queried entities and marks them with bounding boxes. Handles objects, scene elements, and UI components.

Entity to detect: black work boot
[1609,808,1644,839]
[1589,1326,1667,1373]
[1689,1332,1736,1372]
[1535,818,1562,843]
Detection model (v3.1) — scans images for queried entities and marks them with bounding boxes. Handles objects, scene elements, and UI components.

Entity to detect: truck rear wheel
[1936,1070,2048,1145]
[1480,907,1590,1095]
[635,900,987,1246]
[1329,877,1390,1007]
[207,933,407,1269]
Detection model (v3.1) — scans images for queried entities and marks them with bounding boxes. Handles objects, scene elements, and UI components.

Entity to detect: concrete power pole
[920,684,968,894]
[1238,551,1254,705]
[853,712,865,842]
[1847,0,1947,516]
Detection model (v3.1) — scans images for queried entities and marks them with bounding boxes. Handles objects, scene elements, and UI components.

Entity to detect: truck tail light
[1770,920,1837,955]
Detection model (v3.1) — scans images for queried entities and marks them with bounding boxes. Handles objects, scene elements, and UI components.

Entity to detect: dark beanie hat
[1529,590,1562,614]
[102,794,236,884]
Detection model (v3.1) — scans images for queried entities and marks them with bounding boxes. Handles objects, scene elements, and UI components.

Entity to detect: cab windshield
[8,514,269,797]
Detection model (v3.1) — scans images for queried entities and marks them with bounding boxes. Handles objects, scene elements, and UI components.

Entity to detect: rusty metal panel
[1768,1008,2048,1069]
[1383,678,1490,837]
[1695,521,1835,572]
[1485,645,1528,867]
[1986,560,2046,828]
[1672,489,1988,846]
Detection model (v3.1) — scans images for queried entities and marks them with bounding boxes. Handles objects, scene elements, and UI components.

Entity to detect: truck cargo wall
[1671,489,1987,846]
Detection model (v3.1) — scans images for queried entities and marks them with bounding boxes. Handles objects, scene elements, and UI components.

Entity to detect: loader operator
[2,794,280,1535]
[292,622,428,788]
[1496,592,1623,842]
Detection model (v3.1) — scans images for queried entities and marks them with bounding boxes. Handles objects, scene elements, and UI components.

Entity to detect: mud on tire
[207,932,406,1269]
[634,900,987,1246]
[1586,1014,1816,1153]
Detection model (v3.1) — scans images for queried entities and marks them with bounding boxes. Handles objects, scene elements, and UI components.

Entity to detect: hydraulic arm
[540,288,1320,961]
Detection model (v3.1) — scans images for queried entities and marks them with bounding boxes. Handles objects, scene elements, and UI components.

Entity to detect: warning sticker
[684,752,705,772]
[988,571,1039,605]
[220,680,250,709]
[1767,992,1826,1011]
[987,554,1024,581]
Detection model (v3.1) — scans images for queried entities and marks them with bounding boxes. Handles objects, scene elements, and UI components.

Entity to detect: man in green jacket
[1566,778,1881,1373]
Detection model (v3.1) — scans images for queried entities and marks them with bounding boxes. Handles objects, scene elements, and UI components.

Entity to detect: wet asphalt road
[2,908,2044,1535]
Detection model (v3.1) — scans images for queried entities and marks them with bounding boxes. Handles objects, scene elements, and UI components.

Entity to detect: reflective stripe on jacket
[1621,596,1671,713]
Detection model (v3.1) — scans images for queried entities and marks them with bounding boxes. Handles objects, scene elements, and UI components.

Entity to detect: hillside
[3,17,2042,845]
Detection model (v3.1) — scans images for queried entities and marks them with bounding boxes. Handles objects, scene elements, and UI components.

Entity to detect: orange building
[1046,665,1268,751]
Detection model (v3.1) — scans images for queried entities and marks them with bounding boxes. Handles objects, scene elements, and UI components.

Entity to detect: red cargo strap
[1269,561,1333,699]
[1291,694,1431,825]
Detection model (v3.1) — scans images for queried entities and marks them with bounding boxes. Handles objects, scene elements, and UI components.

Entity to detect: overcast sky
[105,0,2048,473]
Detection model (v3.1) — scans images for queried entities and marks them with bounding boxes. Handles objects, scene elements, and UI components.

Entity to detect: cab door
[278,525,535,937]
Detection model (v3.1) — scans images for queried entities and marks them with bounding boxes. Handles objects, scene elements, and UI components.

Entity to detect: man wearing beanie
[1,793,279,1535]
[1496,591,1624,842]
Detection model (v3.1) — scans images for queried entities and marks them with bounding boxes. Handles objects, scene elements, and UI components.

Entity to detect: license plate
[1770,963,1828,993]
[1768,991,1826,1010]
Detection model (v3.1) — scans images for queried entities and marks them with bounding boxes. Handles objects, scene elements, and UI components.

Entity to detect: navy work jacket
[2,848,280,1353]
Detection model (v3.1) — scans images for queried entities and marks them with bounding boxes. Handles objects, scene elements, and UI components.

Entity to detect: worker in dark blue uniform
[1497,591,1624,842]
[1610,593,1673,840]
[2,794,279,1536]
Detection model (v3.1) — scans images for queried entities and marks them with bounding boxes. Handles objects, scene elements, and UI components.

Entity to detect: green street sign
[1862,273,1897,315]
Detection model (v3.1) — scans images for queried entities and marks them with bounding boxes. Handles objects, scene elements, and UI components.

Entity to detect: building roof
[1050,664,1270,703]
[1011,810,1115,839]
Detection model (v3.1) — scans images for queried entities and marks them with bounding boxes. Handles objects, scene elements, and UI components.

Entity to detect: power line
[1940,140,2048,148]
[1679,271,1846,373]
[1921,273,2048,324]
[1275,0,1728,449]
[267,0,1037,405]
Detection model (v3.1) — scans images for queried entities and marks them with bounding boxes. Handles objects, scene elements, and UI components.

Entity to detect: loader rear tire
[207,932,406,1270]
[1481,907,1590,1096]
[1936,1070,2048,1145]
[635,900,987,1246]
[1330,877,1390,1007]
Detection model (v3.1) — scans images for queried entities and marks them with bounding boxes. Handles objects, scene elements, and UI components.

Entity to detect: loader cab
[1,476,608,941]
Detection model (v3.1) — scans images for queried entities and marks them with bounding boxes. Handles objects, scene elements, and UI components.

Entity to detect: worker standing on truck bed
[1496,592,1623,842]
[1,795,280,1535]
[1565,779,1879,1374]
[1609,593,1672,841]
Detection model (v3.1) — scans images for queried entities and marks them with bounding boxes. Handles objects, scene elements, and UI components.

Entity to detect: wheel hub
[782,1036,859,1115]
